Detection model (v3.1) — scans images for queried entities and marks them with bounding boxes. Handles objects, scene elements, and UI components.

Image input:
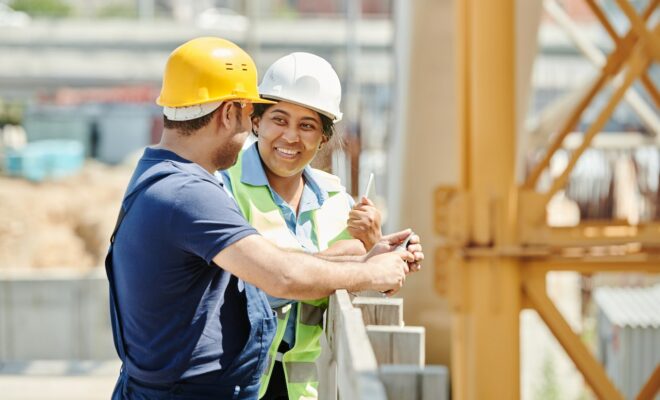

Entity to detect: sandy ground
[0,162,132,269]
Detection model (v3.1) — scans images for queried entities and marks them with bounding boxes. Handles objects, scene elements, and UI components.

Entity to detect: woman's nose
[281,126,300,142]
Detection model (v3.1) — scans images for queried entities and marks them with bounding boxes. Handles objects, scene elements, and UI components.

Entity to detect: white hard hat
[259,52,343,122]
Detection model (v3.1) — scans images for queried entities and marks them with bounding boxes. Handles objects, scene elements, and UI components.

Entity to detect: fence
[319,290,448,399]
[0,269,115,361]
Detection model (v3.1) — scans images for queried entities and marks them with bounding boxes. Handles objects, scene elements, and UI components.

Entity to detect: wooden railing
[319,290,448,399]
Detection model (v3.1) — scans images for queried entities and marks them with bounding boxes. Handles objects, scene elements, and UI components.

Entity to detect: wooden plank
[326,290,387,400]
[379,365,449,400]
[352,297,403,326]
[420,366,450,400]
[316,333,337,400]
[366,325,425,366]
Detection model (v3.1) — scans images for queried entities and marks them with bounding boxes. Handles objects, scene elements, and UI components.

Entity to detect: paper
[362,172,375,199]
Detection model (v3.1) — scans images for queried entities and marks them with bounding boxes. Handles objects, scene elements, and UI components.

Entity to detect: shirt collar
[240,143,337,204]
[141,146,223,186]
[240,143,271,187]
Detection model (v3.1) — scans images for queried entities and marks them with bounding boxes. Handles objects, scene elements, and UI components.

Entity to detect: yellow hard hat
[156,37,274,108]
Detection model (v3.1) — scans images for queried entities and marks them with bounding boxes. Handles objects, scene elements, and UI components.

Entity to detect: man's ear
[216,102,233,129]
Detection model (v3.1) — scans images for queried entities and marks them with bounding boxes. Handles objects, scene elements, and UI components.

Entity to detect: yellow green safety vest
[225,151,353,400]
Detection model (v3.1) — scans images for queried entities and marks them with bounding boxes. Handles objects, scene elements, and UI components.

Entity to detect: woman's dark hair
[252,103,335,139]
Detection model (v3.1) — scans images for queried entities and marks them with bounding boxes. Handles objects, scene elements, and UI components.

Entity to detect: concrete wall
[0,269,116,361]
[388,0,457,366]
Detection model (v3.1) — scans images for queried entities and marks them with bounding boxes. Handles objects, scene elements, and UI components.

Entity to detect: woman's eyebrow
[269,109,290,117]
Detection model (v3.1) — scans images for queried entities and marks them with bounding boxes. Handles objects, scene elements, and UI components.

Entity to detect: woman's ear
[318,135,329,149]
[251,116,261,136]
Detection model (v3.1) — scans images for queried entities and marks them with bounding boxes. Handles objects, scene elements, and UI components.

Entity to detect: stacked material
[0,161,132,269]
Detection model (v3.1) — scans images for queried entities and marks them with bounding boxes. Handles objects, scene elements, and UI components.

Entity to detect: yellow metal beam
[584,0,620,41]
[438,0,659,398]
[523,32,635,190]
[451,0,521,398]
[584,0,660,108]
[640,72,660,108]
[456,0,471,193]
[523,0,658,190]
[613,0,660,60]
[523,271,625,400]
[524,257,660,273]
[523,221,660,247]
[636,363,660,400]
[546,43,649,200]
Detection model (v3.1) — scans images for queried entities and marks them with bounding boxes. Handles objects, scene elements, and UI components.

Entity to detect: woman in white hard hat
[219,52,422,400]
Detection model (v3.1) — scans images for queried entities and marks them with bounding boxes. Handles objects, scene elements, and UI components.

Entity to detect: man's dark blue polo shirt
[111,147,259,383]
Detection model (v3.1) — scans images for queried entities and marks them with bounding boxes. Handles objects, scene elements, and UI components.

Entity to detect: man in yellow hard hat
[106,37,420,399]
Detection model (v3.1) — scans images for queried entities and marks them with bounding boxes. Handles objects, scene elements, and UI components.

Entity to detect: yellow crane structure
[442,0,658,398]
[391,0,658,399]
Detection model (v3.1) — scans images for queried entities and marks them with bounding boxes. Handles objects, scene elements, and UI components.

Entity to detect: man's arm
[317,239,366,261]
[213,234,409,300]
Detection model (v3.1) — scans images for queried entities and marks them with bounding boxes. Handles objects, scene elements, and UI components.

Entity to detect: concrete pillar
[388,0,458,366]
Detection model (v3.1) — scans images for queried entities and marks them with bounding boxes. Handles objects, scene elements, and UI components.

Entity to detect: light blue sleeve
[215,170,235,200]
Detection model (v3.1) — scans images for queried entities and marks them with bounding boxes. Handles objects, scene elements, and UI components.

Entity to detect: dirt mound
[0,161,132,269]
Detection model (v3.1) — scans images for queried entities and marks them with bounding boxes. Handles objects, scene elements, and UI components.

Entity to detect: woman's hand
[347,196,382,251]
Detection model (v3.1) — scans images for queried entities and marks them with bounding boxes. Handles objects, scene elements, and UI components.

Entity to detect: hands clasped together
[346,196,424,296]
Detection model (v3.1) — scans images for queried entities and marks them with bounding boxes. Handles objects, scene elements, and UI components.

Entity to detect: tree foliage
[10,0,71,18]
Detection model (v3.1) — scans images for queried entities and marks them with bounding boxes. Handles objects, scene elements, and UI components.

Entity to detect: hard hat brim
[157,95,276,108]
[260,95,341,123]
[251,97,277,105]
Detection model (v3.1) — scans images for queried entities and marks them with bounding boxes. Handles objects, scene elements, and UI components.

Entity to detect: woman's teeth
[276,148,298,156]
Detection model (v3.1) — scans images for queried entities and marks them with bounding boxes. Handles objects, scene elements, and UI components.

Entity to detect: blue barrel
[4,140,85,182]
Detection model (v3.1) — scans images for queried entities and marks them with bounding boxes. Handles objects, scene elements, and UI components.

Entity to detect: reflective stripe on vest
[225,151,352,400]
[275,304,292,320]
[300,302,324,327]
[285,361,319,383]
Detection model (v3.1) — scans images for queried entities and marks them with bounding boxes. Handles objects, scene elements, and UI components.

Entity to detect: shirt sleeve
[171,177,258,264]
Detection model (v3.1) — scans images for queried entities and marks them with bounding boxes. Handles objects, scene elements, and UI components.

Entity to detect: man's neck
[156,129,216,174]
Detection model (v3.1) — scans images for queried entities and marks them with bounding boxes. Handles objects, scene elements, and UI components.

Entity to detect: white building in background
[594,285,660,399]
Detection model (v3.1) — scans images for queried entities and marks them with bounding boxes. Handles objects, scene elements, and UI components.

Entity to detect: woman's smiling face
[255,101,327,178]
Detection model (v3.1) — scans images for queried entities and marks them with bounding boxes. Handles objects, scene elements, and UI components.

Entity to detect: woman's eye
[301,123,316,130]
[272,117,286,125]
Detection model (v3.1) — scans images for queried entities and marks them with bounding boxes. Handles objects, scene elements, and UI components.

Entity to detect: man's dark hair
[252,103,335,139]
[163,102,244,136]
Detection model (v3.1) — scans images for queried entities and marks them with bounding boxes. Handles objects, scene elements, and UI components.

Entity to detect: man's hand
[365,229,424,274]
[364,252,409,296]
[347,197,382,251]
[405,233,424,273]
